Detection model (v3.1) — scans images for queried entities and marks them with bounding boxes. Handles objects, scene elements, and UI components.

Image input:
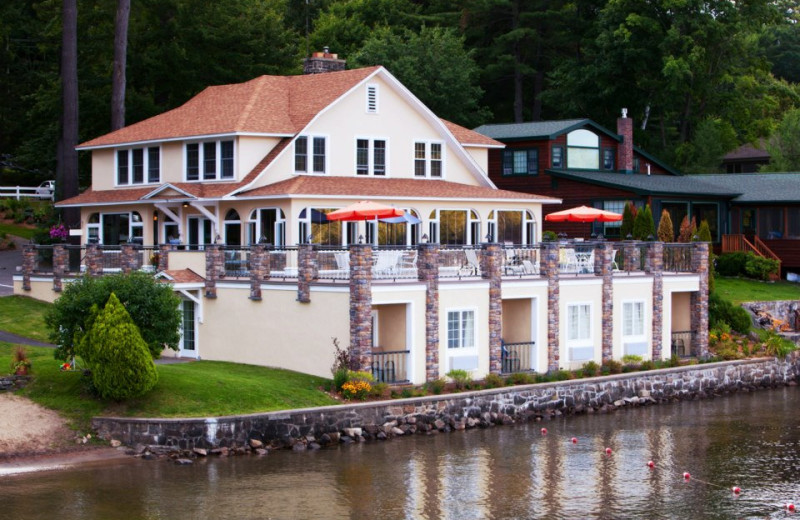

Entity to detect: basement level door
[180,299,198,358]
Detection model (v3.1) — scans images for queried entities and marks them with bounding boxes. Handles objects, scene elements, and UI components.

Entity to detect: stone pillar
[22,244,36,291]
[481,243,503,374]
[595,242,614,364]
[120,244,136,274]
[262,246,272,281]
[349,244,373,373]
[646,242,664,360]
[690,242,710,358]
[623,240,640,272]
[52,245,69,292]
[157,244,170,272]
[297,244,317,303]
[85,243,104,277]
[249,245,266,301]
[204,245,222,299]
[541,242,560,373]
[418,243,440,382]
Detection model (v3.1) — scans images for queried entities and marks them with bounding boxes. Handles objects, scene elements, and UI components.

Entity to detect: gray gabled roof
[474,119,612,141]
[687,173,800,204]
[546,170,740,198]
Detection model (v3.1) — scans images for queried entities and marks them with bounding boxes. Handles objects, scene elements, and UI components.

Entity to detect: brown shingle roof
[159,269,205,284]
[238,176,558,202]
[79,67,381,148]
[441,119,503,147]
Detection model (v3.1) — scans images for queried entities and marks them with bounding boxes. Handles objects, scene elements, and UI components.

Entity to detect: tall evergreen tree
[111,0,130,131]
[657,209,674,243]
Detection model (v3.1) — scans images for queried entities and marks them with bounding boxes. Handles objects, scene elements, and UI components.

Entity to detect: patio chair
[373,250,401,276]
[521,260,539,275]
[461,249,481,276]
[612,249,620,272]
[397,250,418,277]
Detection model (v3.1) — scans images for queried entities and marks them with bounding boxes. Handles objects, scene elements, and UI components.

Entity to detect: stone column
[481,243,503,374]
[646,242,664,360]
[157,244,170,272]
[85,243,104,277]
[418,242,440,382]
[623,240,640,272]
[349,244,373,373]
[204,245,222,299]
[249,245,265,301]
[297,244,317,303]
[541,242,560,373]
[22,244,36,291]
[120,244,136,274]
[595,241,614,363]
[52,245,69,292]
[690,242,710,358]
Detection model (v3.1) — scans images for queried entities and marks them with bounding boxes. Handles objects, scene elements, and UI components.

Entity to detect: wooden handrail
[721,234,782,278]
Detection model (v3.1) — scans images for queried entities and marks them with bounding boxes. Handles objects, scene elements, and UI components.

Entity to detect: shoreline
[0,445,132,477]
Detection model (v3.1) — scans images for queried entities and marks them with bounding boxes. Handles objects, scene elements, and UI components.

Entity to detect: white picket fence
[0,186,52,201]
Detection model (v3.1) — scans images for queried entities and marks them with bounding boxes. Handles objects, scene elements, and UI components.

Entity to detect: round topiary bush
[77,292,158,400]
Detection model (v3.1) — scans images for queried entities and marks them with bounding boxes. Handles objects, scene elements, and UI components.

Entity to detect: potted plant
[11,346,31,376]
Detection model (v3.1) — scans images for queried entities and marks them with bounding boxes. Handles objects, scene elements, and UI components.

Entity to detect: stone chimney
[617,108,634,174]
[303,46,346,74]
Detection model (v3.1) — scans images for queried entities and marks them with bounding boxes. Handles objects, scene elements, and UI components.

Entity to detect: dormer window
[117,146,160,185]
[366,84,378,113]
[566,129,599,170]
[185,140,234,181]
[295,135,326,174]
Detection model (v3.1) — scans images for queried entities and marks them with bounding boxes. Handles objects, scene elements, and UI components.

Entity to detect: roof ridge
[235,76,269,130]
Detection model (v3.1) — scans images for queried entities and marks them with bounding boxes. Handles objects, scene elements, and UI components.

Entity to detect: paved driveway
[0,238,24,297]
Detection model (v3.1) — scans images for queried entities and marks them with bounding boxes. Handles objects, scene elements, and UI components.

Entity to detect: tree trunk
[512,1,523,123]
[59,0,79,227]
[111,0,130,131]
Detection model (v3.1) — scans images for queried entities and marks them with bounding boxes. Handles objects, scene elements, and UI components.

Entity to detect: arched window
[247,208,285,246]
[224,209,242,246]
[87,211,143,245]
[297,208,343,246]
[487,210,537,245]
[366,208,420,246]
[567,129,600,170]
[429,209,480,245]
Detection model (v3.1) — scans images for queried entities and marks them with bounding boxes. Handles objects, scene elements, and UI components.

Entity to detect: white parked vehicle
[36,180,55,199]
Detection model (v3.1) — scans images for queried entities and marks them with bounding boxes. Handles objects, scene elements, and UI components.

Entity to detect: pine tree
[694,220,712,243]
[77,292,158,400]
[678,215,697,243]
[657,209,674,242]
[633,204,655,240]
[621,202,636,240]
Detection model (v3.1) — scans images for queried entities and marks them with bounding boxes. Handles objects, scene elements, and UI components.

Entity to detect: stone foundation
[92,357,799,452]
[0,375,31,392]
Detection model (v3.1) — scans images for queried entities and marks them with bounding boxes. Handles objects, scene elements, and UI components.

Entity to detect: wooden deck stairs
[721,234,782,279]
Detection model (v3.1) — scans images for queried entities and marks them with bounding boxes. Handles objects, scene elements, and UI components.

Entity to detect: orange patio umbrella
[545,205,623,223]
[325,200,404,221]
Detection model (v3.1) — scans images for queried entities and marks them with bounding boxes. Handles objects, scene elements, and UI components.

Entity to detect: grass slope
[0,296,51,342]
[0,221,38,240]
[715,277,800,304]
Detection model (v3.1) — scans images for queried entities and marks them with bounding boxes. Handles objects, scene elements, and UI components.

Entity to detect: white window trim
[247,208,287,246]
[354,136,389,176]
[184,139,236,182]
[446,308,478,353]
[115,146,161,186]
[622,300,647,341]
[86,211,144,245]
[366,83,379,114]
[413,140,445,178]
[430,208,481,245]
[489,208,537,245]
[566,302,593,348]
[294,134,328,175]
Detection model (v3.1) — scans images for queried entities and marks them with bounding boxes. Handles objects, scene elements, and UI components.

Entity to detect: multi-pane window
[414,142,443,177]
[603,148,615,170]
[623,301,645,338]
[182,300,195,352]
[295,136,326,173]
[502,149,538,175]
[356,139,386,175]
[566,129,599,169]
[599,200,625,238]
[567,304,591,343]
[447,310,475,349]
[185,140,234,181]
[552,146,564,168]
[117,147,160,185]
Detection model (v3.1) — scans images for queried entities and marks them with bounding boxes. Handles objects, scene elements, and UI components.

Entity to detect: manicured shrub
[639,360,655,371]
[744,254,779,281]
[425,378,447,395]
[708,291,751,334]
[506,372,534,385]
[757,329,797,358]
[77,293,158,400]
[542,230,558,242]
[446,369,472,390]
[621,202,636,239]
[657,209,674,242]
[483,373,505,389]
[716,252,748,277]
[581,361,600,377]
[603,359,623,374]
[678,215,696,243]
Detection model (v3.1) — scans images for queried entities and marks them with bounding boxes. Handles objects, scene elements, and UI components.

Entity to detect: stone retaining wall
[93,357,799,452]
[0,375,30,392]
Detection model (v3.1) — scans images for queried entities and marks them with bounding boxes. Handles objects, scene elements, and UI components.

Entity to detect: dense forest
[1,0,799,188]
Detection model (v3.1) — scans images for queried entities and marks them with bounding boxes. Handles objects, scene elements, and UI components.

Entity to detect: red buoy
[605,447,613,455]
[731,486,741,495]
[647,460,655,468]
[683,472,691,480]
[541,428,547,435]
[787,503,796,512]
[571,437,578,444]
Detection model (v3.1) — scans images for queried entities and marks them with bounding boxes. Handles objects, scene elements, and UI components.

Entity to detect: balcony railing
[438,246,481,278]
[501,341,534,374]
[671,331,693,357]
[501,245,540,277]
[372,350,409,383]
[663,244,693,273]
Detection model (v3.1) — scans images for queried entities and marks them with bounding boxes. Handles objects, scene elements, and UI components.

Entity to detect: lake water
[3,386,800,519]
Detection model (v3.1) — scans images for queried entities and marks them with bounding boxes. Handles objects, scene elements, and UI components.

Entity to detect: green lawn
[715,276,800,304]
[0,221,38,240]
[0,295,51,342]
[1,344,338,431]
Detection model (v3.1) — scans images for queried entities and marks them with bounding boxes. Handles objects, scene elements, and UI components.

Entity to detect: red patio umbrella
[545,205,623,223]
[325,200,404,221]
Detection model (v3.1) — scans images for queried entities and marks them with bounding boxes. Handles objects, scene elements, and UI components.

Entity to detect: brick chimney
[617,108,634,174]
[303,46,346,74]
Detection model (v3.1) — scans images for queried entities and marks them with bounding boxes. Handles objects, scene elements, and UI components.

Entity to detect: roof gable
[474,119,621,142]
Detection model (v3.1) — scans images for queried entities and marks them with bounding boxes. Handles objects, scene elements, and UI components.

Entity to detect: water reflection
[3,387,800,519]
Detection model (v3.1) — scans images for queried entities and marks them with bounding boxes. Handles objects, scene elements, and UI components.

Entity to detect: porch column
[52,245,69,293]
[157,244,170,272]
[249,245,266,301]
[690,242,710,358]
[297,243,317,303]
[623,240,640,271]
[541,242,560,373]
[646,242,664,360]
[418,242,440,382]
[594,241,614,363]
[85,243,104,277]
[204,245,222,299]
[349,244,373,373]
[481,243,503,374]
[22,244,36,291]
[120,244,137,274]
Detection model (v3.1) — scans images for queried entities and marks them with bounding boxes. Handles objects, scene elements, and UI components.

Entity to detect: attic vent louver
[366,84,378,113]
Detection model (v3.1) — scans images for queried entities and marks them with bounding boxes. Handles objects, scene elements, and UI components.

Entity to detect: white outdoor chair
[461,249,481,276]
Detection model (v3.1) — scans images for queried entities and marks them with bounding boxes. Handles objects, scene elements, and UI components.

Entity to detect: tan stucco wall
[13,278,59,303]
[374,303,407,350]
[502,299,531,343]
[372,285,426,384]
[197,285,349,378]
[671,292,692,331]
[465,147,490,174]
[438,282,490,378]
[166,251,206,277]
[237,136,280,180]
[91,150,116,191]
[559,279,603,370]
[612,278,654,360]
